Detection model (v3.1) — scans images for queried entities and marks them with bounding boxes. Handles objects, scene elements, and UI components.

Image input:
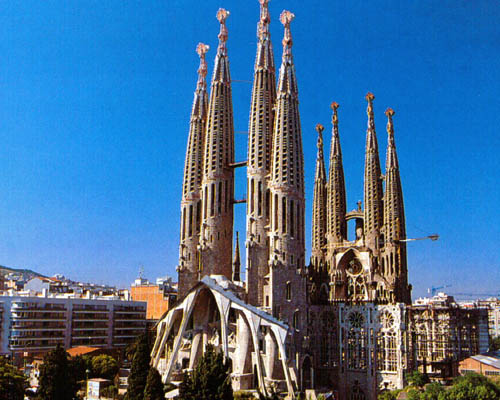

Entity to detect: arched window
[293,311,300,330]
[286,282,291,301]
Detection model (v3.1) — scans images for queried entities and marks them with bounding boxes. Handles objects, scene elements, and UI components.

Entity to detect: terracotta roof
[66,346,101,357]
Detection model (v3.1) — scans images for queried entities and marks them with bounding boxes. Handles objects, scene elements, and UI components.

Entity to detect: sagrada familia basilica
[151,2,489,398]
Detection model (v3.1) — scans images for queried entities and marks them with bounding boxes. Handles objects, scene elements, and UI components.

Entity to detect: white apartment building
[0,294,146,362]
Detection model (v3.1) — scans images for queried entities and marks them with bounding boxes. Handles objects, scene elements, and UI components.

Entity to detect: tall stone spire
[382,108,409,303]
[178,43,209,299]
[246,0,277,306]
[363,93,383,252]
[233,232,241,282]
[311,123,327,268]
[267,10,306,325]
[326,102,347,248]
[199,9,234,280]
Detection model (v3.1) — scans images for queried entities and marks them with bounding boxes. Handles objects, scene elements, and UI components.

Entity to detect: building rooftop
[471,351,500,370]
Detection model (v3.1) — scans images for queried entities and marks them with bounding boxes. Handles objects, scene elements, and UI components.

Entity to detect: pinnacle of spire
[191,43,209,119]
[277,10,297,95]
[212,9,231,84]
[315,123,326,182]
[385,108,398,169]
[257,0,271,41]
[254,0,275,72]
[216,8,229,54]
[329,101,341,157]
[232,231,241,281]
[195,43,209,91]
[280,10,294,60]
[366,92,376,141]
[327,101,347,244]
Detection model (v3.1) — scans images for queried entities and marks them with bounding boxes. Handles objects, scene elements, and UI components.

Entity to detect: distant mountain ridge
[0,265,46,280]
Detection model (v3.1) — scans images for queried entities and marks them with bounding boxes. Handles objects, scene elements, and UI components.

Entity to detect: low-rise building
[130,275,176,321]
[409,293,489,378]
[0,294,146,364]
[459,351,500,377]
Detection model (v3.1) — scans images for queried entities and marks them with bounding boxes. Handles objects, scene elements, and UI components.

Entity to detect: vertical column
[199,9,235,280]
[246,0,277,306]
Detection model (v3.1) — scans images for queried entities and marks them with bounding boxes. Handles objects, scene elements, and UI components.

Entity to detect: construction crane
[397,234,439,243]
[428,284,451,296]
[450,292,500,299]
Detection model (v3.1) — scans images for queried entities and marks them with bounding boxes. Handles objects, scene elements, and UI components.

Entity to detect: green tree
[446,372,500,400]
[0,356,27,400]
[178,344,233,400]
[38,345,77,400]
[406,370,430,388]
[421,382,446,400]
[91,354,119,380]
[378,389,402,400]
[68,354,91,383]
[490,336,500,351]
[126,333,151,400]
[144,367,164,400]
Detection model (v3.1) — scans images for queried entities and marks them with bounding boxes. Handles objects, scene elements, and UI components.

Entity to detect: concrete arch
[151,275,297,397]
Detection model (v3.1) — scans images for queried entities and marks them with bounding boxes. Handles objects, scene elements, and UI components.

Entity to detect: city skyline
[0,0,498,298]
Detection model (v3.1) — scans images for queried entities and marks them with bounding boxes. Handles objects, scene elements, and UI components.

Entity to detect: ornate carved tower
[326,102,347,249]
[178,43,209,298]
[382,109,410,303]
[363,93,383,254]
[311,124,327,269]
[246,0,277,306]
[266,10,306,329]
[199,9,235,280]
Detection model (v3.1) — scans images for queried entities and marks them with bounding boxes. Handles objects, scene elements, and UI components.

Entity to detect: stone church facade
[151,2,488,399]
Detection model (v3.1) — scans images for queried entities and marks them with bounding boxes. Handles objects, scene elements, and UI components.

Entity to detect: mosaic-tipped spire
[178,44,210,298]
[270,10,303,195]
[277,11,297,95]
[383,108,405,243]
[233,231,241,282]
[200,9,235,280]
[246,0,277,306]
[212,9,231,83]
[327,102,347,246]
[268,9,306,323]
[311,124,327,265]
[363,93,383,250]
[192,43,209,118]
[382,108,409,303]
[255,0,274,71]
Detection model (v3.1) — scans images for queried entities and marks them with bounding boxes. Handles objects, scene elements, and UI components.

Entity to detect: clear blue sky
[0,1,498,299]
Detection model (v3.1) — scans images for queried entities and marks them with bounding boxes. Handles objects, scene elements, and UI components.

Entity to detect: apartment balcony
[71,340,107,347]
[72,310,108,314]
[113,325,145,330]
[12,315,66,322]
[11,327,66,332]
[114,310,145,314]
[73,306,108,312]
[10,333,65,339]
[72,315,109,321]
[10,344,60,351]
[72,326,108,330]
[12,305,66,312]
[71,334,108,340]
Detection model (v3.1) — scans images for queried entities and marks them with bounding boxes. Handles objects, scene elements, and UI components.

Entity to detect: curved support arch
[161,289,200,382]
[151,276,298,398]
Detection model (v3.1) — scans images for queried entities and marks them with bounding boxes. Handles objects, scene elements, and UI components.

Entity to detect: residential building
[0,294,146,364]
